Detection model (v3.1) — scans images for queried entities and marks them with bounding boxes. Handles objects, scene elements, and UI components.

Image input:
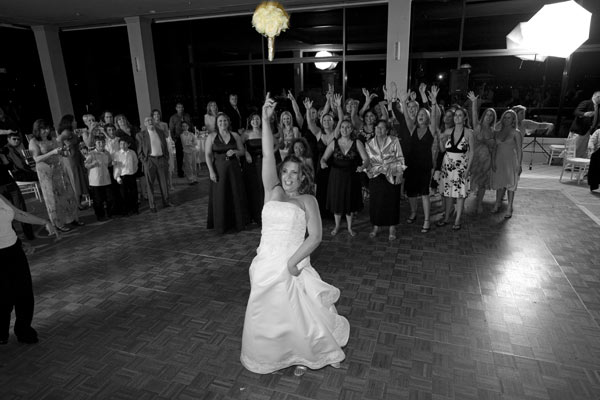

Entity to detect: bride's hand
[262,92,277,119]
[287,261,301,277]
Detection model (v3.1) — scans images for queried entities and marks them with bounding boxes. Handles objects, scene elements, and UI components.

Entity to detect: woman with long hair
[57,114,89,211]
[28,119,79,232]
[468,91,497,213]
[436,107,474,230]
[365,120,406,240]
[304,94,343,218]
[491,109,522,218]
[241,93,349,376]
[205,112,249,233]
[204,101,219,133]
[404,86,440,233]
[320,120,368,236]
[242,113,264,225]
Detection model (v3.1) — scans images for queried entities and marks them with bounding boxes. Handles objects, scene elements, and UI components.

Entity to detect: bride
[240,94,350,376]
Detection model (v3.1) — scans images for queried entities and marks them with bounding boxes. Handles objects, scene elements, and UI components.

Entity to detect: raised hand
[262,92,277,120]
[382,85,388,101]
[409,90,417,101]
[399,90,409,103]
[333,93,343,108]
[428,85,440,103]
[467,91,478,103]
[390,81,398,99]
[303,97,313,111]
[419,83,427,94]
[287,90,297,102]
[328,83,334,95]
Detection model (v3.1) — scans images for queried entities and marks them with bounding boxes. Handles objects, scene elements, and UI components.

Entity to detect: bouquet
[252,1,290,61]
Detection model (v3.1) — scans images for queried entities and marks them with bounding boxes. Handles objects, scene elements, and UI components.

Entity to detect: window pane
[0,27,50,132]
[411,1,461,52]
[61,27,137,125]
[346,4,387,56]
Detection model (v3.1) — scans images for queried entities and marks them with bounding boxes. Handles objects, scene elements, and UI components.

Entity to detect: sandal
[331,227,339,236]
[406,214,417,224]
[452,224,461,231]
[56,225,71,232]
[294,366,307,376]
[436,220,448,227]
[421,220,430,233]
[388,228,397,241]
[369,227,379,238]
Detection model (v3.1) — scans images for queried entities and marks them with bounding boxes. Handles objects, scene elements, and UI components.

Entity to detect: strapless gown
[240,201,350,374]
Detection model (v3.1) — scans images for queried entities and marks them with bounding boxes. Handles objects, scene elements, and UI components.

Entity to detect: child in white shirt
[84,136,113,221]
[113,136,139,215]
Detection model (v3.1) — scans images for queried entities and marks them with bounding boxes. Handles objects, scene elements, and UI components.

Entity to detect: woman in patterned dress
[437,107,474,230]
[467,92,496,213]
[28,119,79,232]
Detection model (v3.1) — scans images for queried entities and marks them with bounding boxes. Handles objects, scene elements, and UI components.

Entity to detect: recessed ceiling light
[149,10,156,14]
[75,12,81,16]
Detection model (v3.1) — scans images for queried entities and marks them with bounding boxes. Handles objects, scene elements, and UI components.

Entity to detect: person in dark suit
[168,103,192,178]
[4,132,38,182]
[569,91,600,158]
[223,93,246,133]
[136,116,173,212]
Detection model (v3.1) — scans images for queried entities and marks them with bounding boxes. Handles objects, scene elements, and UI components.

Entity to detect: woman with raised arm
[205,113,249,233]
[404,86,440,233]
[436,107,475,230]
[303,94,344,218]
[490,110,522,218]
[467,91,496,213]
[241,93,349,377]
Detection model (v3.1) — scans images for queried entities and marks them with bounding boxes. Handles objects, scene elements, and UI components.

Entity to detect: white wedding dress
[240,201,350,374]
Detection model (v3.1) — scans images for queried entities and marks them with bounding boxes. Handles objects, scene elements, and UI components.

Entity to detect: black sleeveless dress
[404,128,434,197]
[243,138,264,224]
[315,137,332,218]
[207,133,249,233]
[326,139,363,214]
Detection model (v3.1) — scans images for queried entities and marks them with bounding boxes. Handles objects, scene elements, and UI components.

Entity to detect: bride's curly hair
[277,154,315,196]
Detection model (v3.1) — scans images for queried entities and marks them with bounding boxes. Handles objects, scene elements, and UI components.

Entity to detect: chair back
[21,149,36,168]
[564,136,577,159]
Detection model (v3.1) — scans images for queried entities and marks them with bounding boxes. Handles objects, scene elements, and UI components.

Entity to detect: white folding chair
[16,181,42,201]
[559,137,590,184]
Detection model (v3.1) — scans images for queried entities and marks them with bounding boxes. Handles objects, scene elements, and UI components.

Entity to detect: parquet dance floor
[1,164,600,399]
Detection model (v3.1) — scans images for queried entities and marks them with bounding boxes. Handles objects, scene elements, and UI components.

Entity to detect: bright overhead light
[506,0,591,60]
[314,51,338,71]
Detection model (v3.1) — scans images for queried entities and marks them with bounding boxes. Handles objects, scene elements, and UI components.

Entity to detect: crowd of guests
[5,84,599,242]
[200,82,552,237]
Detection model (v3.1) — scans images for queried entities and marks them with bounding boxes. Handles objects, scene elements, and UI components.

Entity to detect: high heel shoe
[369,227,379,238]
[406,214,417,224]
[421,220,430,233]
[56,225,71,232]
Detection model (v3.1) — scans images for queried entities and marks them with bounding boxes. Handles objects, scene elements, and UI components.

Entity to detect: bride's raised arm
[262,93,279,202]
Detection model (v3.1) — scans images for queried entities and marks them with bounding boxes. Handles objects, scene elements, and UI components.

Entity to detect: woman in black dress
[242,113,264,225]
[304,95,343,219]
[320,120,368,236]
[205,113,249,233]
[404,87,440,233]
[365,120,405,241]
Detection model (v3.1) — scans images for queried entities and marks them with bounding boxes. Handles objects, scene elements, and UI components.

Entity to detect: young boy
[113,135,139,215]
[84,136,113,221]
[180,121,198,184]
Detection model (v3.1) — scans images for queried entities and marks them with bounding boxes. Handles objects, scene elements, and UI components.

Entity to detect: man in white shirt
[137,116,173,212]
[113,136,139,215]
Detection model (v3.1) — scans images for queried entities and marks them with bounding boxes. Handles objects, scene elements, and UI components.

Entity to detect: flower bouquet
[252,1,290,61]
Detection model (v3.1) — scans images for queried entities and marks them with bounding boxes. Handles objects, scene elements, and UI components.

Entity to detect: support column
[31,25,74,129]
[125,16,161,125]
[386,0,412,95]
